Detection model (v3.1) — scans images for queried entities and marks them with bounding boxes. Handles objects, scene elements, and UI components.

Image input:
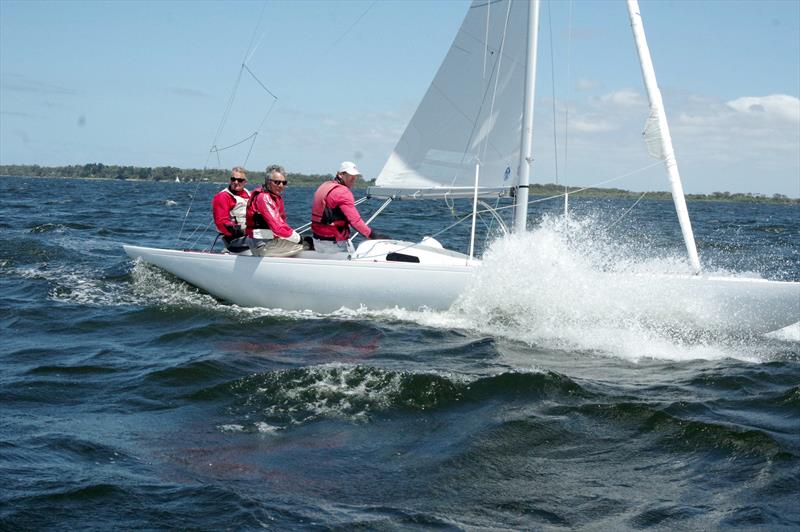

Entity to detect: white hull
[622,272,800,336]
[123,244,475,313]
[124,243,800,336]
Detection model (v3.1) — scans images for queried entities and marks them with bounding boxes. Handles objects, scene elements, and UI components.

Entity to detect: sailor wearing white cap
[310,161,390,253]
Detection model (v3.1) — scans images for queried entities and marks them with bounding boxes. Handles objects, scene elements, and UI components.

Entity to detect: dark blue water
[2,177,798,530]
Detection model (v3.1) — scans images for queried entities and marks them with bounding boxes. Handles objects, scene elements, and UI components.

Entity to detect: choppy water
[1,176,798,530]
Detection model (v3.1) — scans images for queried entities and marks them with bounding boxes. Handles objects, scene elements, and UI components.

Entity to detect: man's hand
[225,224,245,239]
[284,230,301,244]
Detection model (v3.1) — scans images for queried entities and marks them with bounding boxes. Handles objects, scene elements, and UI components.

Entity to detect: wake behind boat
[124,0,799,336]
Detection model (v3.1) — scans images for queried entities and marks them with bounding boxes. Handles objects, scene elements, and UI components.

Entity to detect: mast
[626,0,701,273]
[514,0,541,233]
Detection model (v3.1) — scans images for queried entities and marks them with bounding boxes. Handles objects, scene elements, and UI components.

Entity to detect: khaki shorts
[248,237,304,258]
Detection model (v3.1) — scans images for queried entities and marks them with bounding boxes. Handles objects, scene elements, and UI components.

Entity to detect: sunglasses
[270,179,288,186]
[230,177,246,183]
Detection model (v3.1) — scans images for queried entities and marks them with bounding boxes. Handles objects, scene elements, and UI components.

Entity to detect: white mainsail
[370,0,530,200]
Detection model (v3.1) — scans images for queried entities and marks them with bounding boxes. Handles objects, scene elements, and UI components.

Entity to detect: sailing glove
[369,231,391,240]
[284,231,302,244]
[225,224,245,239]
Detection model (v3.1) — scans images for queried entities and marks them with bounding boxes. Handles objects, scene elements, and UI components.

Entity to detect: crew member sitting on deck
[310,161,389,253]
[211,166,251,253]
[245,164,304,257]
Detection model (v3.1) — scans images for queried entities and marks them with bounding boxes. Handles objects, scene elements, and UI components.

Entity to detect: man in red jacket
[211,166,251,253]
[245,164,303,257]
[310,161,389,253]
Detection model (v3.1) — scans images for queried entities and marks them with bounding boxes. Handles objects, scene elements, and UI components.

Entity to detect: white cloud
[0,74,77,95]
[599,89,646,108]
[726,94,800,123]
[252,106,412,177]
[576,78,600,91]
[543,89,644,135]
[676,94,800,141]
[1,110,39,118]
[570,117,618,133]
[530,89,799,196]
[664,94,800,195]
[165,87,212,99]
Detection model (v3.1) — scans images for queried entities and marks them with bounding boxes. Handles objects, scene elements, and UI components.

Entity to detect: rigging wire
[546,1,560,185]
[178,0,653,257]
[563,0,574,217]
[186,219,215,251]
[353,157,663,262]
[205,1,270,169]
[180,0,379,246]
[430,159,665,222]
[469,2,513,262]
[242,98,278,167]
[178,0,279,244]
[433,0,514,192]
[210,132,259,153]
[208,67,247,170]
[563,0,573,185]
[243,2,269,64]
[546,0,575,218]
[355,153,663,253]
[482,0,490,79]
[244,2,270,65]
[478,0,513,166]
[206,1,273,159]
[243,64,279,100]
[326,1,377,52]
[605,191,648,230]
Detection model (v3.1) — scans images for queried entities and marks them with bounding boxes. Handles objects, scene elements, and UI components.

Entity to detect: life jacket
[245,188,275,239]
[223,187,249,229]
[311,180,349,239]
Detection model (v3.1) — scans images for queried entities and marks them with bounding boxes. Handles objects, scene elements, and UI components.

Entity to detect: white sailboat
[124,0,799,336]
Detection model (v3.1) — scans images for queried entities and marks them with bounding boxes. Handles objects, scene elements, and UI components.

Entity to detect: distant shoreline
[1,165,797,205]
[0,163,332,187]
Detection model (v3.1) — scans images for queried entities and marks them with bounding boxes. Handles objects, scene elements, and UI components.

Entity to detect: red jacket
[212,187,250,237]
[245,187,294,239]
[310,180,371,240]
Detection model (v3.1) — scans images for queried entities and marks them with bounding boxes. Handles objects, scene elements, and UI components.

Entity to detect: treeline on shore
[1,164,797,204]
[0,163,332,186]
[527,183,798,204]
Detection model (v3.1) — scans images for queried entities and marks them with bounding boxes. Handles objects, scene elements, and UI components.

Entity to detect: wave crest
[217,364,586,429]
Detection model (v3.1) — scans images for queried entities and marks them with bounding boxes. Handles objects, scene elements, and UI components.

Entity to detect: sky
[1,0,798,196]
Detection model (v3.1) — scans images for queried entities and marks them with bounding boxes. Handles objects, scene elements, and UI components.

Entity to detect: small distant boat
[125,0,799,335]
[174,176,181,183]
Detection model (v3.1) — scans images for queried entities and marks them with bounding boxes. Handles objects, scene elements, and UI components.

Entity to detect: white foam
[766,322,800,342]
[254,421,280,433]
[252,363,409,423]
[129,261,223,308]
[15,216,791,363]
[369,215,797,363]
[9,263,141,307]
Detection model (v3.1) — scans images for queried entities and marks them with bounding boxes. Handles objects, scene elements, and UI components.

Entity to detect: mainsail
[369,0,530,200]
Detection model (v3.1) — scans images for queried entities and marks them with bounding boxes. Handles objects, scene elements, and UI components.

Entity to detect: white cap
[338,161,362,176]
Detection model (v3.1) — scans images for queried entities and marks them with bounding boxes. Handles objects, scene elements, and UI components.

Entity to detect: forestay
[368,0,529,200]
